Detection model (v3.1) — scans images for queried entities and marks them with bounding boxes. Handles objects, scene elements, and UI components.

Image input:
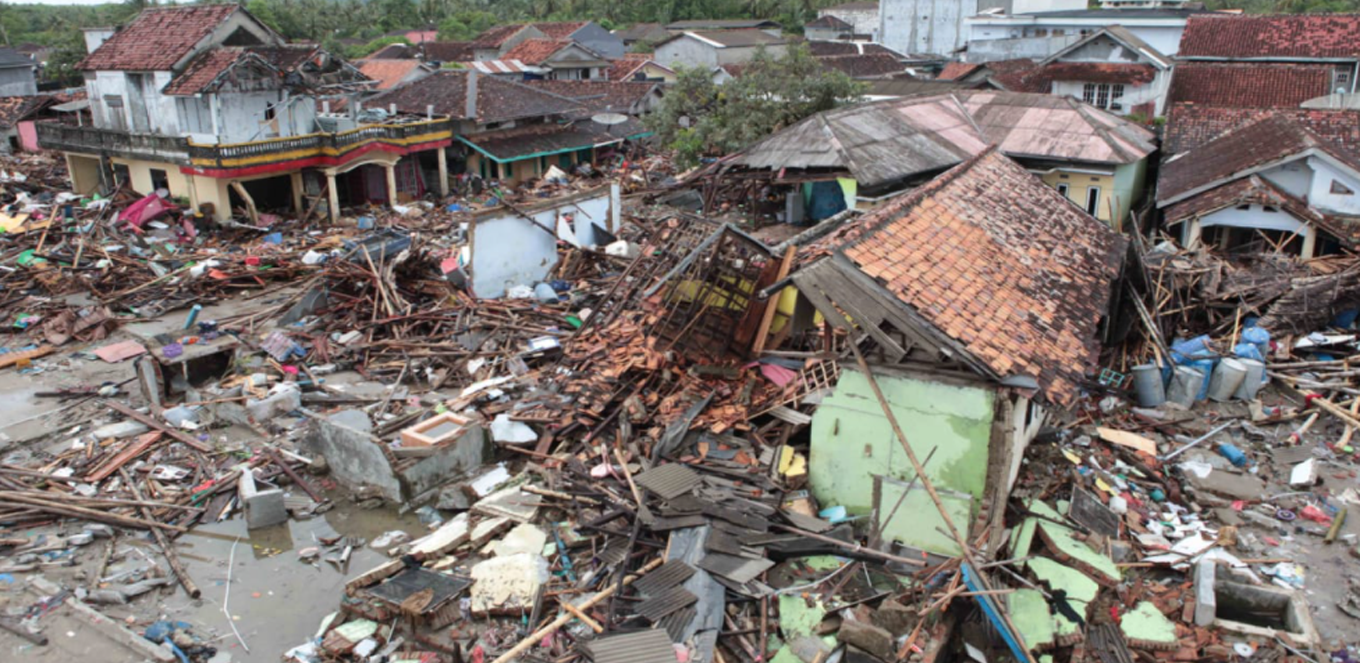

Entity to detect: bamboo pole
[118,468,200,598]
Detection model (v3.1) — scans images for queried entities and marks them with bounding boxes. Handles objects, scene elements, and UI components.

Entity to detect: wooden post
[289,171,305,216]
[118,468,200,598]
[751,245,797,355]
[384,162,398,206]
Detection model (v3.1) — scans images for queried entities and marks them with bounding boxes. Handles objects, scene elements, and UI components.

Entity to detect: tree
[438,10,497,40]
[645,43,865,169]
[246,0,283,33]
[349,35,411,58]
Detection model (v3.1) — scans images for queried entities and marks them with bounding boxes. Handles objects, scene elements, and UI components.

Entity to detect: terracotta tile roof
[79,4,241,71]
[368,70,581,124]
[833,149,1125,405]
[463,121,637,161]
[937,62,982,80]
[472,24,529,49]
[421,41,474,62]
[816,53,903,78]
[1158,113,1360,204]
[606,58,648,81]
[1163,104,1360,156]
[1168,62,1333,108]
[525,80,659,113]
[358,59,426,90]
[1162,174,1357,245]
[1037,62,1157,85]
[0,94,54,128]
[162,47,257,95]
[531,22,588,39]
[502,39,572,66]
[1179,13,1360,59]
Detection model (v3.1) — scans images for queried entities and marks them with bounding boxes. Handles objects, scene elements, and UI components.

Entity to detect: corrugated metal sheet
[697,553,774,584]
[583,628,677,663]
[702,503,769,532]
[632,560,697,596]
[649,514,710,531]
[658,606,695,642]
[636,585,699,622]
[635,463,701,500]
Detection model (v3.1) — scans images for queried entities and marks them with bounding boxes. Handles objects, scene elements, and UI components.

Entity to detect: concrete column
[326,172,339,223]
[1301,229,1317,259]
[1184,218,1202,250]
[290,171,304,215]
[436,148,449,198]
[385,163,398,206]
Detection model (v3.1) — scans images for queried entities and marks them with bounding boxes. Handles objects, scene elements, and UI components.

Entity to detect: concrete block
[239,470,288,529]
[870,597,915,637]
[1195,559,1217,627]
[837,619,893,660]
[301,409,403,502]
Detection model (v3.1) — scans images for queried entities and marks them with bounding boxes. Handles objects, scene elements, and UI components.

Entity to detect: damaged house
[781,148,1126,559]
[1157,113,1360,257]
[717,89,1154,228]
[36,4,459,223]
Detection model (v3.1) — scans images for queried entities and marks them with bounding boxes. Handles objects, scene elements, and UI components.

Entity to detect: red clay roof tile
[1179,13,1360,59]
[79,4,242,72]
[502,38,572,65]
[1168,62,1333,108]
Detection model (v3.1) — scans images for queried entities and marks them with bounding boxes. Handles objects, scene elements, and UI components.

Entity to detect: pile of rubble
[0,147,1356,663]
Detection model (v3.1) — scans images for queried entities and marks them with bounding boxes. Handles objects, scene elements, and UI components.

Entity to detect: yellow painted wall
[1042,170,1116,223]
[467,150,582,185]
[641,63,677,83]
[64,154,102,196]
[110,157,194,203]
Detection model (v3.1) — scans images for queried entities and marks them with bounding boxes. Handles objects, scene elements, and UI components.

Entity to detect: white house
[654,30,788,70]
[879,0,1085,57]
[964,6,1206,62]
[1030,26,1174,116]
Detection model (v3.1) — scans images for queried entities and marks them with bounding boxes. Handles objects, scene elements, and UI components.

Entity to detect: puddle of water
[162,493,427,662]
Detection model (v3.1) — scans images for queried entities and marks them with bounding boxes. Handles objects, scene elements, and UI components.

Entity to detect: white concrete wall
[881,0,978,56]
[0,66,36,96]
[1307,157,1360,215]
[966,20,1187,56]
[966,34,1077,62]
[655,36,719,69]
[469,186,618,298]
[1198,204,1309,234]
[1013,0,1087,12]
[1261,160,1314,199]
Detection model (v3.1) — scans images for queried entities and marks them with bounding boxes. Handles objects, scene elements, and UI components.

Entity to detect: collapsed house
[778,148,1126,559]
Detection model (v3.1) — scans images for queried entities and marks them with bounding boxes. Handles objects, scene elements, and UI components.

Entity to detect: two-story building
[41,4,456,223]
[964,5,1207,62]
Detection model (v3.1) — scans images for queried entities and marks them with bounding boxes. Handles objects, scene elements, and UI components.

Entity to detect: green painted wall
[1112,159,1148,229]
[808,369,995,518]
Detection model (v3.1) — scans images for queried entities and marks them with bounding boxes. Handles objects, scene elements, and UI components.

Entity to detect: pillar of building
[326,172,339,223]
[436,148,449,198]
[1300,229,1318,259]
[290,171,305,215]
[384,163,398,206]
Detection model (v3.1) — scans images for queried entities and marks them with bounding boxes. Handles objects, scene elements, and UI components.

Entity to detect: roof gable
[78,4,265,72]
[827,149,1124,405]
[956,90,1157,165]
[1042,25,1171,68]
[1158,113,1360,204]
[530,22,588,39]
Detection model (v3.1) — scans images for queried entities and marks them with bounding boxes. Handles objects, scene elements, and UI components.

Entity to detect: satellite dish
[592,112,629,125]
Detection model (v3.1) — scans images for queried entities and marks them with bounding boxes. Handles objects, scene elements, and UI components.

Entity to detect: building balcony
[36,122,192,164]
[39,119,455,178]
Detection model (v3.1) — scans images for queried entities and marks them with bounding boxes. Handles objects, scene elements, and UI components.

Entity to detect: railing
[186,119,454,169]
[38,118,454,171]
[36,122,191,163]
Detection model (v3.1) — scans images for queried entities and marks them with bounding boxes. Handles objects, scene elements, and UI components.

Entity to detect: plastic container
[1241,326,1271,357]
[1233,358,1267,400]
[1208,358,1248,402]
[1217,442,1248,467]
[1131,364,1166,408]
[1166,366,1205,408]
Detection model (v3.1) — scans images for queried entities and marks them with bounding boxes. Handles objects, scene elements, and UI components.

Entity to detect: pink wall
[406,29,438,43]
[17,121,38,152]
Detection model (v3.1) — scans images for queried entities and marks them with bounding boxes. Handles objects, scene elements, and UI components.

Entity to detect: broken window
[149,168,170,194]
[104,94,126,132]
[1085,187,1101,216]
[1332,180,1354,195]
[1056,183,1069,198]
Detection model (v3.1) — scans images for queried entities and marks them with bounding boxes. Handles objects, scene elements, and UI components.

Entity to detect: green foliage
[438,11,499,40]
[645,43,865,169]
[246,0,284,33]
